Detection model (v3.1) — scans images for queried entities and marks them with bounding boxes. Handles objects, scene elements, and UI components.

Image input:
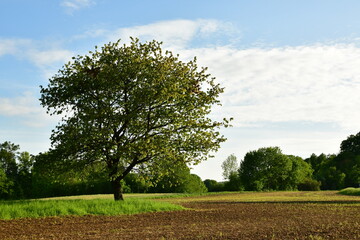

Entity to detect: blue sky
[1,0,360,181]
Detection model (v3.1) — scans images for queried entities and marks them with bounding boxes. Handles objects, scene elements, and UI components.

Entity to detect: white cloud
[0,92,52,127]
[60,0,95,12]
[0,38,74,79]
[26,49,73,67]
[179,44,360,131]
[3,20,360,133]
[0,92,39,116]
[0,39,32,57]
[73,20,360,131]
[106,19,233,49]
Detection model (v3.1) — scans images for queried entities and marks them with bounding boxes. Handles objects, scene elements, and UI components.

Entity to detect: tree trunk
[111,179,124,201]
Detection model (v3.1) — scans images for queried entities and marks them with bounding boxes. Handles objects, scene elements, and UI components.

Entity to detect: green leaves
[40,38,230,195]
[239,147,313,191]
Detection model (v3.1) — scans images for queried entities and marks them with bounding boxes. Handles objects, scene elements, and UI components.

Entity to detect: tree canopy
[40,38,229,200]
[340,132,360,154]
[239,147,312,191]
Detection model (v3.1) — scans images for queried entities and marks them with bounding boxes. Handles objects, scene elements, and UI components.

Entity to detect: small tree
[221,154,238,180]
[40,38,230,200]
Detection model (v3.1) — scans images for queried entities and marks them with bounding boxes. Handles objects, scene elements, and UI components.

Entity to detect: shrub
[338,187,360,196]
[297,178,321,191]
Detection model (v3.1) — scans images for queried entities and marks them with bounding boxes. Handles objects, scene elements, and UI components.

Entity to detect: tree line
[205,132,360,192]
[0,142,207,199]
[1,131,358,199]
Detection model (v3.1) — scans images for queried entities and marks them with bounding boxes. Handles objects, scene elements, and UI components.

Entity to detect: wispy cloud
[60,0,95,13]
[0,39,32,56]
[0,38,74,79]
[0,92,54,127]
[26,49,73,67]
[106,19,236,49]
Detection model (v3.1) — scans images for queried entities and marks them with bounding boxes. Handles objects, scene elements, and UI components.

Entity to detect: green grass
[2,190,359,220]
[339,187,360,196]
[162,190,360,203]
[0,198,184,220]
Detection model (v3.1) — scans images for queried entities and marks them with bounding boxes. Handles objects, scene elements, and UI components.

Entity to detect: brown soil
[1,201,360,240]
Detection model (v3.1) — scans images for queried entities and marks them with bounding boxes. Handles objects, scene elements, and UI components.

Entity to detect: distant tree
[239,147,288,191]
[306,132,360,189]
[40,38,230,200]
[224,172,242,191]
[340,132,360,154]
[0,142,19,198]
[149,163,207,193]
[334,152,360,188]
[0,167,13,199]
[336,132,360,187]
[306,153,346,190]
[221,154,238,180]
[239,147,313,191]
[0,142,19,180]
[203,179,225,192]
[297,178,321,191]
[0,142,36,199]
[16,151,34,198]
[286,155,313,190]
[186,174,208,193]
[123,173,149,193]
[32,152,112,198]
[305,153,327,174]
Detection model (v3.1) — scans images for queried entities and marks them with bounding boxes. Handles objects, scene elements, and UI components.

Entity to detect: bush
[338,187,360,196]
[203,179,225,192]
[297,178,321,191]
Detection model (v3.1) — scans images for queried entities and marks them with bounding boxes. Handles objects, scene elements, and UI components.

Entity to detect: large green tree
[40,38,229,200]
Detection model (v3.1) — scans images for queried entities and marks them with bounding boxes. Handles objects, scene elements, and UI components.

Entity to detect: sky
[1,0,360,181]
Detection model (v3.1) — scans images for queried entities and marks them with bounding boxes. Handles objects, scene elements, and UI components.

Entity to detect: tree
[0,142,19,198]
[306,153,346,190]
[0,167,13,199]
[40,38,229,200]
[340,132,360,154]
[221,154,238,180]
[0,141,19,180]
[16,151,34,198]
[203,179,225,192]
[239,147,312,191]
[286,155,313,190]
[224,171,242,191]
[336,132,360,187]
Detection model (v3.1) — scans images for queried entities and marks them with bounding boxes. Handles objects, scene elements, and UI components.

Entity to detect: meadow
[0,190,359,239]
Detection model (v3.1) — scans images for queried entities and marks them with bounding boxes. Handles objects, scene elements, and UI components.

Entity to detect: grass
[339,187,360,196]
[1,190,359,220]
[41,192,224,201]
[160,190,360,204]
[0,198,184,220]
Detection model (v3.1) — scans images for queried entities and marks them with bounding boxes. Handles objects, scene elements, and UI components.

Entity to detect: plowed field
[1,192,360,239]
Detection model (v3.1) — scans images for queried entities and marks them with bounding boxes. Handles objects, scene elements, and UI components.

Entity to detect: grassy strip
[338,187,360,196]
[0,198,184,220]
[39,192,233,201]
